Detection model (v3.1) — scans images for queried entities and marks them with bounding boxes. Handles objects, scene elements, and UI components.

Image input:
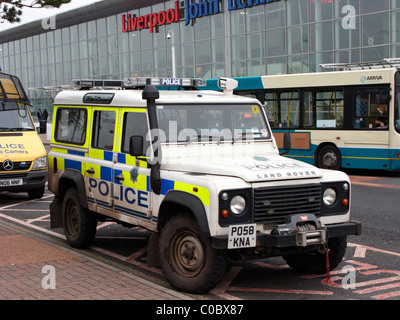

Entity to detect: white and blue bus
[203,60,400,171]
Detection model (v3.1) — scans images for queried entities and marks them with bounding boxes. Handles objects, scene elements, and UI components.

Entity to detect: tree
[0,0,71,23]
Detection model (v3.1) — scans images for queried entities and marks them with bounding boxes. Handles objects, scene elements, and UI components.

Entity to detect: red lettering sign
[122,1,180,33]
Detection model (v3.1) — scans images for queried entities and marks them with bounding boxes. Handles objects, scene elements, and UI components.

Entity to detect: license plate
[228,224,256,249]
[0,179,23,187]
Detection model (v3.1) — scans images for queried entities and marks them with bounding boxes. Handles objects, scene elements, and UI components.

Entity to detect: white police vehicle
[48,77,361,293]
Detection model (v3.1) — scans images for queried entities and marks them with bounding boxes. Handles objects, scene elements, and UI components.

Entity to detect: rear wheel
[159,214,230,293]
[62,188,97,248]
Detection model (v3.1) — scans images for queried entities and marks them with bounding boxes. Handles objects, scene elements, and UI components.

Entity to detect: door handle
[86,168,95,175]
[115,174,124,182]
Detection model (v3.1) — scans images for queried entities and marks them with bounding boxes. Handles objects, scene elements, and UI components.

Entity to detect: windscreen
[156,104,271,143]
[0,102,35,132]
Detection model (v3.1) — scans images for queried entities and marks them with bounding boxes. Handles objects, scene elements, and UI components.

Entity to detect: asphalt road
[0,169,399,300]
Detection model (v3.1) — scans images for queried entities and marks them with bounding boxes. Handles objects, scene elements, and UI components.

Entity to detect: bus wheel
[159,213,230,294]
[317,145,341,170]
[62,188,97,249]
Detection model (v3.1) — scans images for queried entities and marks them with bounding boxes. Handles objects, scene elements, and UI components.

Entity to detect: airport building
[1,0,400,115]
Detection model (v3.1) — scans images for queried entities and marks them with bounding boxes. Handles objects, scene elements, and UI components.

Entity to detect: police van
[0,72,47,199]
[48,77,361,293]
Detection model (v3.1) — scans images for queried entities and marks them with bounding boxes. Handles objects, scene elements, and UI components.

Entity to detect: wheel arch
[58,169,88,208]
[157,190,210,236]
[50,169,88,229]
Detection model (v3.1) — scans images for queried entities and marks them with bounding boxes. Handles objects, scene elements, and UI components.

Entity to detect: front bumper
[0,169,48,192]
[212,218,362,250]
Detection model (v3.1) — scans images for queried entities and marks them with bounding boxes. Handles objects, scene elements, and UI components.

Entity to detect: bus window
[236,91,262,102]
[304,88,344,129]
[354,89,389,129]
[395,87,400,133]
[264,90,300,128]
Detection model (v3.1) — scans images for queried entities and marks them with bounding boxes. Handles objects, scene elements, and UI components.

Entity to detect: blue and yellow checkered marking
[54,148,210,220]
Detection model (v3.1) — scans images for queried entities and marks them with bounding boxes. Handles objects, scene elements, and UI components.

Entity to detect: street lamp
[167,30,176,78]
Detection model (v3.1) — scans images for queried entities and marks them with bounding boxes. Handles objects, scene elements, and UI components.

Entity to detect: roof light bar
[71,77,207,90]
[123,77,207,88]
[72,79,124,89]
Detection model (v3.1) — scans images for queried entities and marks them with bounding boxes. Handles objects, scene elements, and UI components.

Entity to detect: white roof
[54,89,260,107]
[261,67,397,89]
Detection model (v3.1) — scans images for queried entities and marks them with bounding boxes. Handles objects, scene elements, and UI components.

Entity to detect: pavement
[0,133,193,301]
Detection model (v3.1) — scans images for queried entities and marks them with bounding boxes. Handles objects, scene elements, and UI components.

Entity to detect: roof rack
[320,58,400,70]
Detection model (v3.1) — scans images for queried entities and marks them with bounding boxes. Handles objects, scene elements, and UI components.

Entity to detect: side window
[354,88,389,129]
[265,90,300,128]
[304,88,344,128]
[92,110,116,150]
[121,112,150,156]
[55,107,87,145]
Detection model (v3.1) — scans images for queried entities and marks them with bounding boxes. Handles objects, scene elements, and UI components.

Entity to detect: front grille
[0,173,27,179]
[0,161,32,172]
[254,184,321,224]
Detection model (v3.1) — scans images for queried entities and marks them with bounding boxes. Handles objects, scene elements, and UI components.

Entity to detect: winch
[270,214,327,247]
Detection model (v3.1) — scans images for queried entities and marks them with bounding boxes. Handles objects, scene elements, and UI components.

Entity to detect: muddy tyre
[159,214,230,293]
[62,188,97,249]
[28,186,45,199]
[283,236,347,274]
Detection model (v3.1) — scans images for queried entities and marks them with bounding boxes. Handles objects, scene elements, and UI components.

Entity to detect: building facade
[1,0,400,115]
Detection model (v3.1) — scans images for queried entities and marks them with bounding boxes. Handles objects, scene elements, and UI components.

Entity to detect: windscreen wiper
[233,131,263,143]
[185,133,224,146]
[0,127,34,132]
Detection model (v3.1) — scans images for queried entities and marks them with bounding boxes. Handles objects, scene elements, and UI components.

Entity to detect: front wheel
[159,214,230,293]
[283,236,347,274]
[62,188,97,249]
[28,186,45,199]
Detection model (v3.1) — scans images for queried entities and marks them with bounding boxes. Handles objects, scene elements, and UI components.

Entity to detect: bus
[203,60,400,171]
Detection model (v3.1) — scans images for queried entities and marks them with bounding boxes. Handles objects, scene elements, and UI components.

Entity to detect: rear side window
[92,110,116,151]
[55,107,87,145]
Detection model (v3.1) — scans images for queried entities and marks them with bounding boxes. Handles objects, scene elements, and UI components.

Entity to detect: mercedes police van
[0,72,47,199]
[48,77,361,293]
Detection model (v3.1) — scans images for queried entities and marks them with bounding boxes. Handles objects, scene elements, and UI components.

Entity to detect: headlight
[230,195,246,215]
[32,156,47,169]
[323,188,337,206]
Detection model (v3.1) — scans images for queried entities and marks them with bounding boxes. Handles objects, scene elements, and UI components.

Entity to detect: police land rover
[48,77,361,293]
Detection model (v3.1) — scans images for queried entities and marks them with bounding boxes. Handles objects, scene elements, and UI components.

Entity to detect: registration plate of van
[0,179,23,187]
[228,224,256,249]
